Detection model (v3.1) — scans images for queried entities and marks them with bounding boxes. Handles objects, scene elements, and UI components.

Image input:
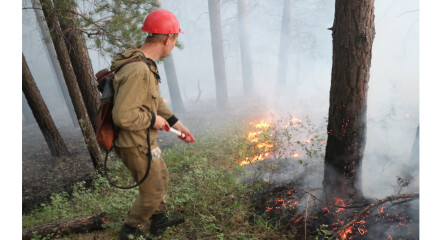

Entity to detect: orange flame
[340,226,353,239]
[335,198,346,213]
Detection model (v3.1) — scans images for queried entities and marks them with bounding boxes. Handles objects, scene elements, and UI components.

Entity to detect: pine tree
[23,53,70,157]
[208,0,229,109]
[323,0,375,200]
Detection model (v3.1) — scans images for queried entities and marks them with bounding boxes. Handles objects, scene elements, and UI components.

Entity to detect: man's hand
[172,121,195,143]
[153,115,170,130]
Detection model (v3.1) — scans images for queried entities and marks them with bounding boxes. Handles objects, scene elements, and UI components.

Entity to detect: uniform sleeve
[157,94,179,126]
[112,66,154,130]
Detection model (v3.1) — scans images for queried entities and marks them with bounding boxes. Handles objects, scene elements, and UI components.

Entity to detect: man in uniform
[111,9,195,240]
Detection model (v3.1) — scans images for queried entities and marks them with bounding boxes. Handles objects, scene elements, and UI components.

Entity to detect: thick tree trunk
[152,0,186,114]
[54,0,101,132]
[208,0,229,109]
[22,93,35,126]
[22,212,109,240]
[22,54,70,157]
[323,0,375,200]
[32,0,78,127]
[276,0,293,88]
[163,54,186,113]
[237,0,254,95]
[40,0,103,170]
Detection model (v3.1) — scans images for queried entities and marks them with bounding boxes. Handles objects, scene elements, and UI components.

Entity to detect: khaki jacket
[111,47,174,149]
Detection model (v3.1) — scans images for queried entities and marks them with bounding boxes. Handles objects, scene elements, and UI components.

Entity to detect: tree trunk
[409,125,419,171]
[54,0,101,132]
[22,93,36,126]
[208,0,229,109]
[276,0,293,88]
[22,53,70,157]
[32,0,78,127]
[237,0,254,95]
[22,212,109,240]
[40,0,103,170]
[323,0,375,200]
[163,54,186,113]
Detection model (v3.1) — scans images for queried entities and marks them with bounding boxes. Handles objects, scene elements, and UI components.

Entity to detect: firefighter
[111,9,195,240]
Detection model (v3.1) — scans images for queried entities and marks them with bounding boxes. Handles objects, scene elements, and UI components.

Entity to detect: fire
[163,97,168,103]
[292,153,300,158]
[335,198,346,213]
[240,119,274,166]
[386,232,393,239]
[254,119,271,129]
[340,226,353,239]
[290,117,302,123]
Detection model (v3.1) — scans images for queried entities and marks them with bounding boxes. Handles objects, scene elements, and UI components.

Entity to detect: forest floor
[22,97,419,239]
[22,97,263,213]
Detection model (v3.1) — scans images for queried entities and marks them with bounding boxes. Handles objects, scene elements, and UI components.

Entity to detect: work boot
[149,213,185,236]
[119,224,151,240]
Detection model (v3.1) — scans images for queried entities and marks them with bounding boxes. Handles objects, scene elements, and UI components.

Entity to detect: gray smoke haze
[22,0,419,199]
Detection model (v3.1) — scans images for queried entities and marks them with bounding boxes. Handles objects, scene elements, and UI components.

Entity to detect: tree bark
[208,0,229,109]
[54,0,101,132]
[409,125,419,171]
[22,93,36,126]
[276,0,293,88]
[22,212,109,240]
[163,54,186,113]
[40,0,103,170]
[22,53,70,157]
[323,0,375,200]
[32,0,78,127]
[237,0,254,95]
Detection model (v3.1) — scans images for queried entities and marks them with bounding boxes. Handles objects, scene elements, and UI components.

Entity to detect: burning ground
[239,114,419,239]
[22,100,419,239]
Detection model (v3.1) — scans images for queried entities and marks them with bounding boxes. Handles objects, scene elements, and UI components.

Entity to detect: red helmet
[142,9,183,34]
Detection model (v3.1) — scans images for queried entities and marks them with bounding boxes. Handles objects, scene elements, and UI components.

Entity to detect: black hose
[104,128,152,189]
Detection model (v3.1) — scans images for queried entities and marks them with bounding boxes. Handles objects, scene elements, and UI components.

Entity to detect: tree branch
[328,193,419,240]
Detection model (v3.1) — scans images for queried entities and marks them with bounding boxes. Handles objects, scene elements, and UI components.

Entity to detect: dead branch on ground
[22,212,109,240]
[328,193,419,240]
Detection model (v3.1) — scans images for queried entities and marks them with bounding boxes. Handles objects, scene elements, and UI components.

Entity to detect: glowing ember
[292,153,300,158]
[335,198,347,213]
[340,226,353,239]
[386,232,393,239]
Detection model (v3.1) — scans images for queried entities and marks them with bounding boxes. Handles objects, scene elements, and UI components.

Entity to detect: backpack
[95,55,153,151]
[95,55,155,189]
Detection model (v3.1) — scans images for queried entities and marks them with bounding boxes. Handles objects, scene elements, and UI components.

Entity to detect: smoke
[22,0,419,196]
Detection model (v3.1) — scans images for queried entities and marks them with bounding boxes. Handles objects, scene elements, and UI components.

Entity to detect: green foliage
[71,0,184,57]
[314,224,332,240]
[75,0,156,56]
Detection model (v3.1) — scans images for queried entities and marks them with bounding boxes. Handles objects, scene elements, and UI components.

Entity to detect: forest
[21,0,420,239]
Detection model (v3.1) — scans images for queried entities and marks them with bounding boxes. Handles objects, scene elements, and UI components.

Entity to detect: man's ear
[164,36,171,45]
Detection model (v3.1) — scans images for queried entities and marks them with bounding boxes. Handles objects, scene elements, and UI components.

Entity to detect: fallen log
[329,193,419,240]
[22,212,109,240]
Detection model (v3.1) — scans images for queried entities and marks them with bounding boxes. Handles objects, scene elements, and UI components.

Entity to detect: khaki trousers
[116,146,169,227]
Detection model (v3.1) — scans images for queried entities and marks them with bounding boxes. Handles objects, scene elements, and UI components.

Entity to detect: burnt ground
[22,98,264,213]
